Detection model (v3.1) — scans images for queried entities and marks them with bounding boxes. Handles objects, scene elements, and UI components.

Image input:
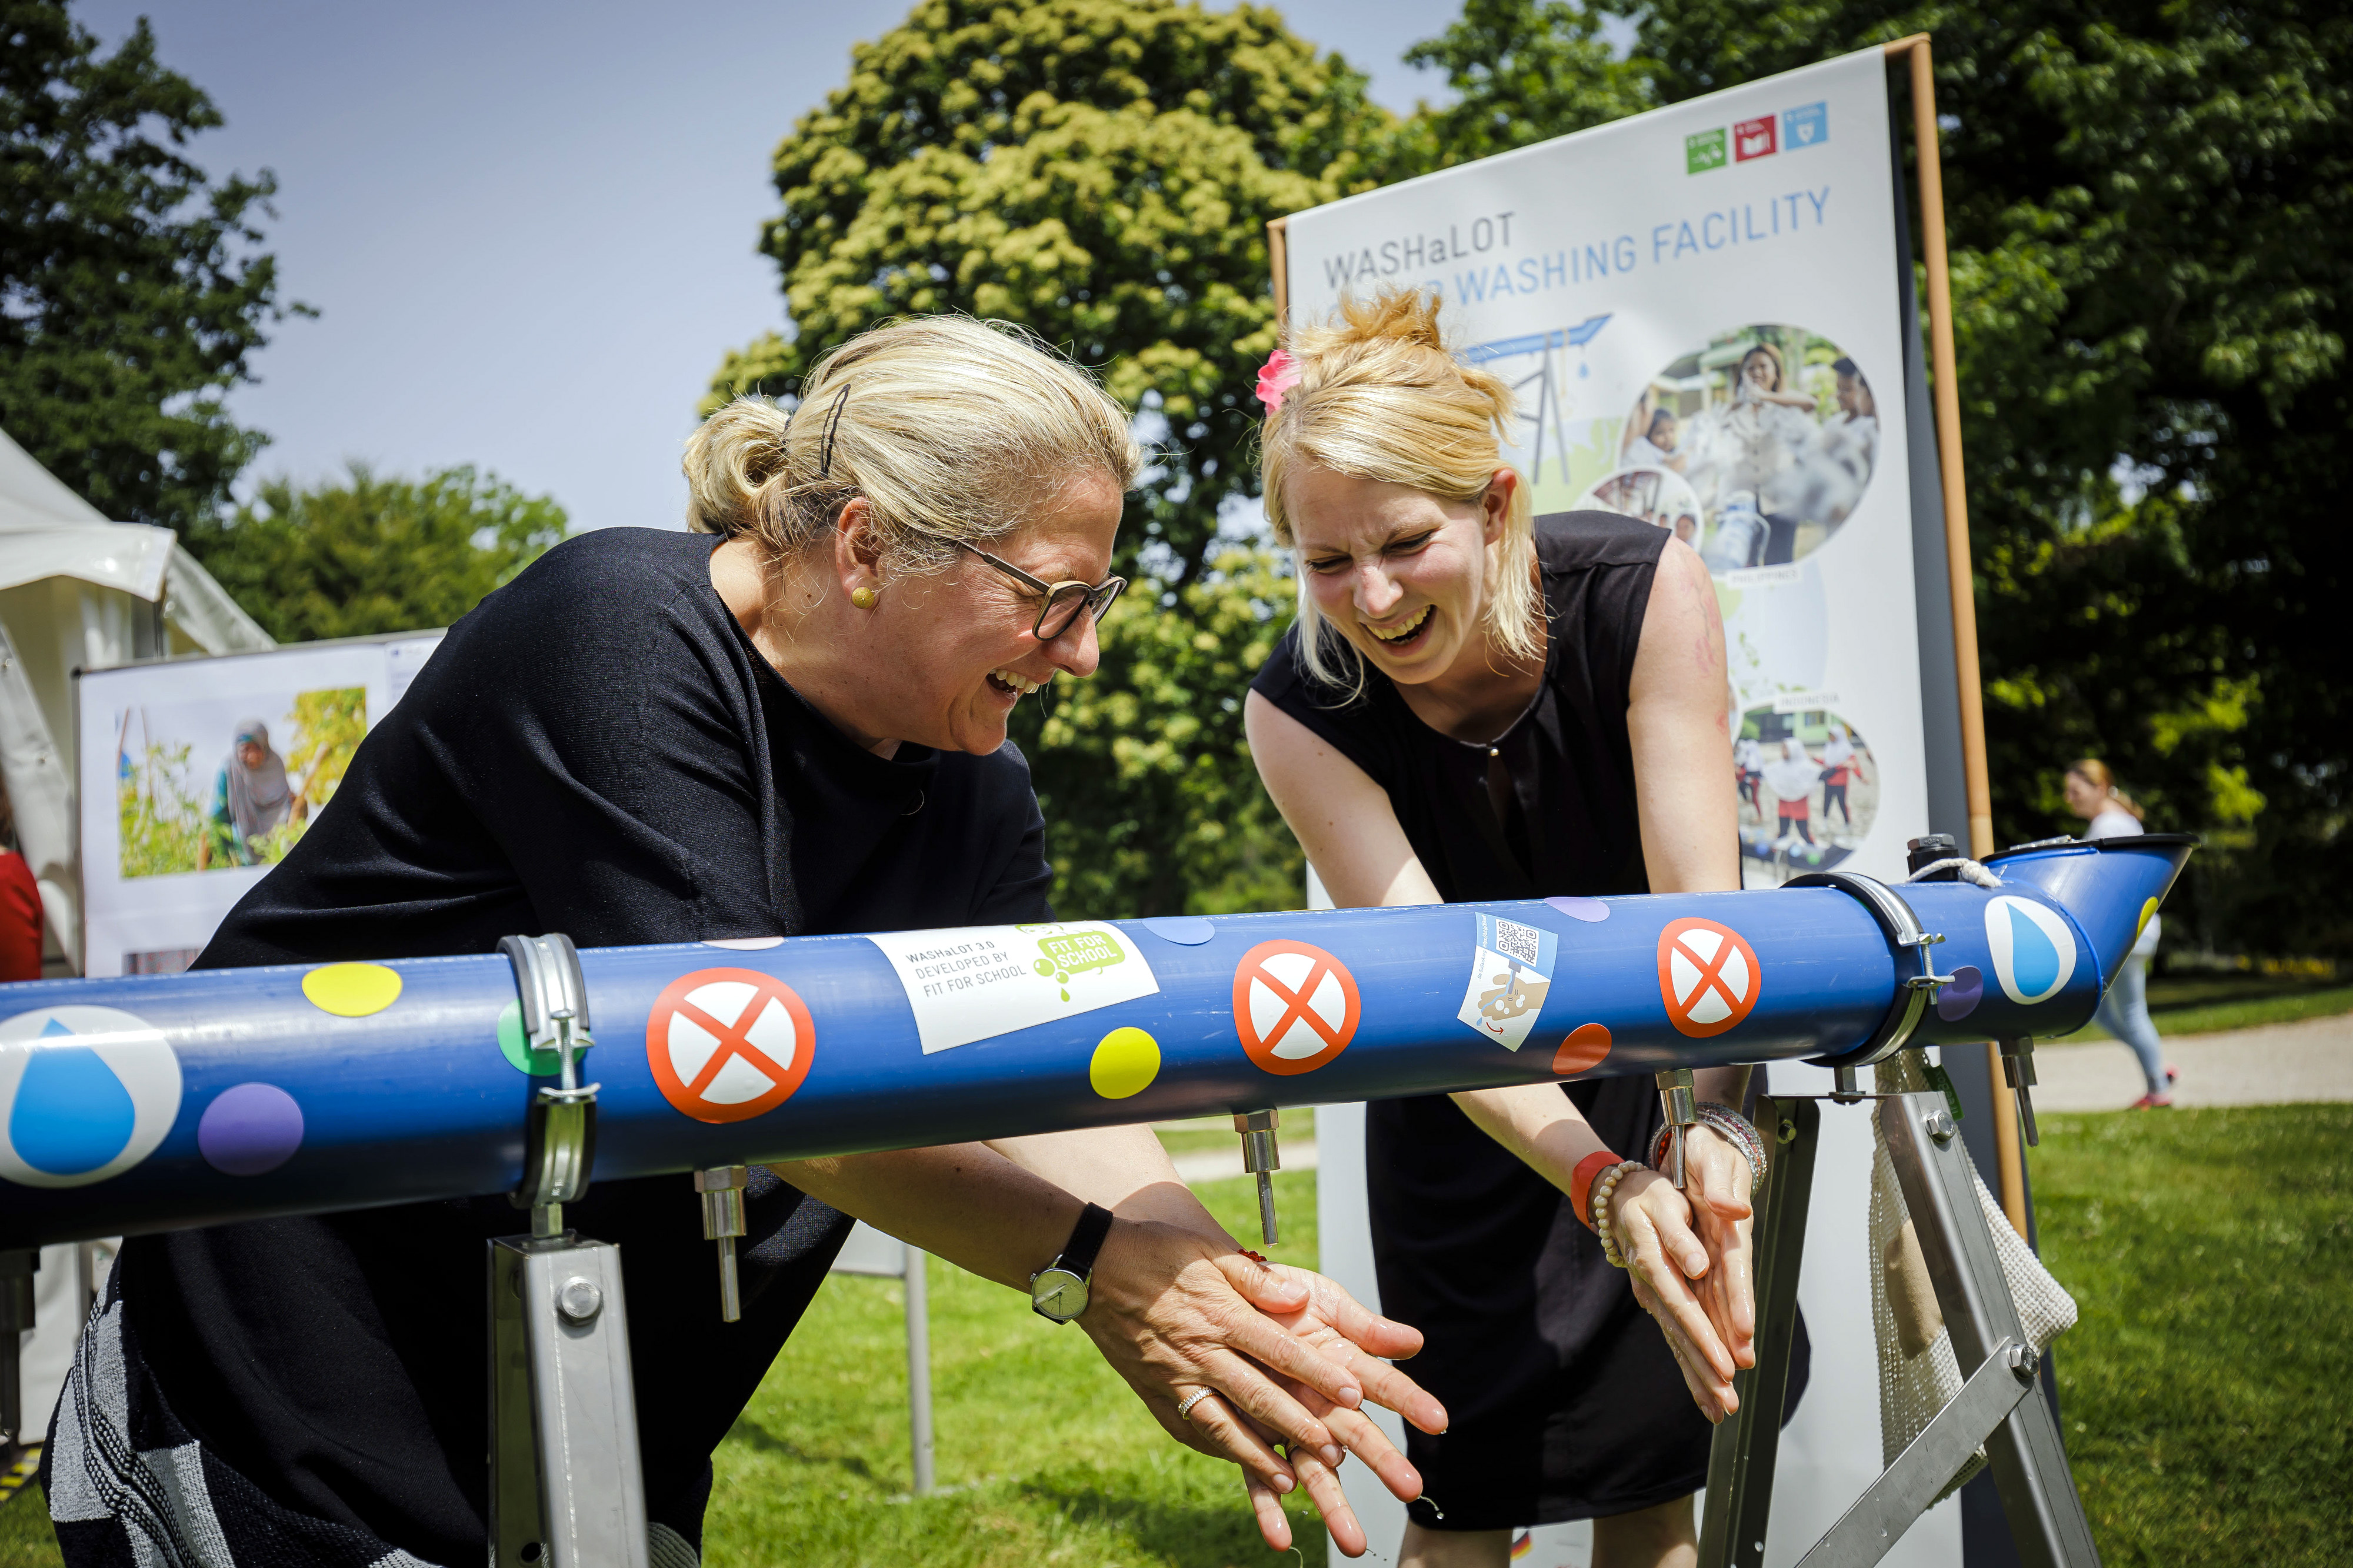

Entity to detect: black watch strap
[1054,1202,1116,1282]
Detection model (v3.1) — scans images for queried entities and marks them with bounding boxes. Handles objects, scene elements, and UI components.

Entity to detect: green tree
[714,0,1392,915]
[184,465,567,642]
[1399,0,2352,957]
[1,1,301,531]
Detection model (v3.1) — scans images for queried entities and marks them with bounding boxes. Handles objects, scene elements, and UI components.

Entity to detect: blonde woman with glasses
[68,317,1441,1568]
[1247,291,1802,1568]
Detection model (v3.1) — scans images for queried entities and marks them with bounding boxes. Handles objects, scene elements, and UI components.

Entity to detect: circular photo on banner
[1572,466,1703,549]
[1734,705,1877,888]
[1620,325,1879,573]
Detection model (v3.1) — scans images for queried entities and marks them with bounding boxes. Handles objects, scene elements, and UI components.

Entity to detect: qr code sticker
[1492,918,1543,968]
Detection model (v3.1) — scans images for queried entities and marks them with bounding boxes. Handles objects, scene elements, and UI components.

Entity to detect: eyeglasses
[955,541,1128,642]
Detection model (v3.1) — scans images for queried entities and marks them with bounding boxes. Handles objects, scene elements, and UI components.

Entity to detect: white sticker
[865,921,1162,1055]
[1456,912,1559,1052]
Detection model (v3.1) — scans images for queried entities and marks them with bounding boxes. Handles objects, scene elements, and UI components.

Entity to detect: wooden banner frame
[1265,34,2029,1231]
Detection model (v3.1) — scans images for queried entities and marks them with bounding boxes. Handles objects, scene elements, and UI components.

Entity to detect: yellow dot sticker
[1089,1026,1161,1100]
[2136,898,2159,939]
[301,962,404,1017]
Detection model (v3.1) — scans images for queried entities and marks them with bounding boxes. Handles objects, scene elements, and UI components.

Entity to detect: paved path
[2029,1010,2353,1112]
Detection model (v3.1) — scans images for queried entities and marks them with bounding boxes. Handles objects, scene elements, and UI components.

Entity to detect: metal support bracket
[502,934,598,1238]
[1788,872,1954,1072]
[490,1234,649,1568]
[1699,1090,2101,1568]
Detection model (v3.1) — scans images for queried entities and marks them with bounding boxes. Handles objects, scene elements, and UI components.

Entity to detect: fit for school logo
[1687,100,1827,172]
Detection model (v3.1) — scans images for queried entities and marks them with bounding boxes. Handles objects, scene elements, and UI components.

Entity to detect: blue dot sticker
[198,1083,305,1176]
[0,1006,182,1189]
[1139,916,1216,946]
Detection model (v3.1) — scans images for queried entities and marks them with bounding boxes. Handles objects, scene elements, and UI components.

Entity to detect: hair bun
[1326,288,1447,352]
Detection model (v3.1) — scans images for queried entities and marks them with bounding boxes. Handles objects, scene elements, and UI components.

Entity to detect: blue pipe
[0,836,2191,1249]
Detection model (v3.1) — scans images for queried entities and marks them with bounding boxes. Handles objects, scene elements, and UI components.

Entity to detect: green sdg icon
[1032,930,1126,1002]
[1687,127,1727,173]
[496,999,563,1076]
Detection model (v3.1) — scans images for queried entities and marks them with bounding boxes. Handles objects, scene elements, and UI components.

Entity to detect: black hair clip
[819,387,852,479]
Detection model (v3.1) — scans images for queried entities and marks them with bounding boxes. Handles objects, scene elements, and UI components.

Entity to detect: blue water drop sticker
[2007,905,2062,999]
[10,1044,136,1176]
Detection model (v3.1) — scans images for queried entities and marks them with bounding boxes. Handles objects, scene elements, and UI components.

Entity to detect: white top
[2083,807,2161,954]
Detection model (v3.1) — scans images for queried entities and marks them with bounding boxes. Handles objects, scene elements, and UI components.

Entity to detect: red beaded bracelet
[1571,1149,1622,1230]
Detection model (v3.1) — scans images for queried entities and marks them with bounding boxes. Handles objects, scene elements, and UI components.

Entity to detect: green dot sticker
[497,999,561,1076]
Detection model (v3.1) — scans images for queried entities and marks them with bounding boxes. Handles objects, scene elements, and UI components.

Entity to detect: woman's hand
[1076,1227,1445,1553]
[1608,1126,1755,1422]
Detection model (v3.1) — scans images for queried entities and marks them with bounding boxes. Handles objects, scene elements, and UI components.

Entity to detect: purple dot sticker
[1544,896,1611,923]
[1936,966,1984,1023]
[1140,916,1216,946]
[198,1083,305,1177]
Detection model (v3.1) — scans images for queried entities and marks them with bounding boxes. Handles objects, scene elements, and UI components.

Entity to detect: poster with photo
[1284,45,1927,889]
[76,634,444,977]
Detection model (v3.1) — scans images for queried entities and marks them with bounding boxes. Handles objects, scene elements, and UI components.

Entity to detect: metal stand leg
[903,1240,935,1496]
[490,1235,651,1568]
[1701,1089,2101,1568]
[1698,1097,1819,1568]
[1879,1093,2098,1568]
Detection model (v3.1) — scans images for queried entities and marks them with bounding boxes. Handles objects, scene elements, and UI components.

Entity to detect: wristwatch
[1029,1202,1116,1324]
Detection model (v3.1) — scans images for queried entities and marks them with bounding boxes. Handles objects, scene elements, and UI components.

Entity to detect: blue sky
[73,1,1478,536]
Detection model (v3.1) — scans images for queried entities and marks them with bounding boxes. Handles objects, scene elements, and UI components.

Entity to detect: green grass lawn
[2052,973,2352,1042]
[2032,1104,2351,1567]
[8,1107,2345,1567]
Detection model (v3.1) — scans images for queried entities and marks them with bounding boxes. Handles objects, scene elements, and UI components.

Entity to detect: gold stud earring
[851,586,878,609]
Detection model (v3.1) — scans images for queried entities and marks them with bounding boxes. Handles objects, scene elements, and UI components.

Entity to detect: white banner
[76,634,444,977]
[1286,45,1921,889]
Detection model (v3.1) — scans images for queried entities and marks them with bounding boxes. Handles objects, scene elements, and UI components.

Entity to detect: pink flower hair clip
[1255,348,1302,413]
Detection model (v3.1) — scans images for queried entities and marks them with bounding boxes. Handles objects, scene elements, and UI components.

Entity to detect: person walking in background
[196,719,306,869]
[0,780,42,980]
[1734,733,1764,812]
[2067,758,2176,1107]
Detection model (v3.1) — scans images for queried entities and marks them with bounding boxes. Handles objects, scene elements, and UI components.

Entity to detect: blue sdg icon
[0,1005,182,1189]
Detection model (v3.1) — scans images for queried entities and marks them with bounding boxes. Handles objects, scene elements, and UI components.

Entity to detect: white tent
[0,426,273,972]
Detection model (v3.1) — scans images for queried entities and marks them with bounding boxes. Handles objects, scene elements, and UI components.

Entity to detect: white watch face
[1031,1266,1088,1322]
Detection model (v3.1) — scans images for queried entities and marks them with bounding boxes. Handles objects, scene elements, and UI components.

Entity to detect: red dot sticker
[1553,1023,1612,1076]
[1657,918,1762,1038]
[1232,940,1361,1076]
[646,968,816,1123]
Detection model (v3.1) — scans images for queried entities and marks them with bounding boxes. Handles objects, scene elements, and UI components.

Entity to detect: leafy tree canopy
[708,0,1390,582]
[184,465,566,643]
[1,0,299,532]
[1399,0,2351,955]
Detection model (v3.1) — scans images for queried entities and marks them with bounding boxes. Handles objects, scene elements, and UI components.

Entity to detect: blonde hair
[684,316,1141,575]
[2068,758,2144,820]
[1259,288,1541,692]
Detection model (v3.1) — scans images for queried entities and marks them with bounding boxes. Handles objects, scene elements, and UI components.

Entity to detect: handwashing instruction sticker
[865,922,1161,1055]
[1457,912,1558,1051]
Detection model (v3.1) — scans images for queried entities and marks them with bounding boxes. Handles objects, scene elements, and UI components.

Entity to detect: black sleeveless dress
[1251,510,1807,1530]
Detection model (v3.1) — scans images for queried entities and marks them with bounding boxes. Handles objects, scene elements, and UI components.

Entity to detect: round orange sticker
[646,968,816,1123]
[1232,940,1361,1075]
[1656,919,1762,1038]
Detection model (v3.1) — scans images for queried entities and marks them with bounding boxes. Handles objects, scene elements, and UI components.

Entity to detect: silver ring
[1176,1387,1217,1422]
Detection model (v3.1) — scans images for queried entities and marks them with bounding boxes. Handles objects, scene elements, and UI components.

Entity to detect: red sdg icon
[1657,919,1762,1038]
[1233,940,1361,1076]
[646,968,816,1123]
